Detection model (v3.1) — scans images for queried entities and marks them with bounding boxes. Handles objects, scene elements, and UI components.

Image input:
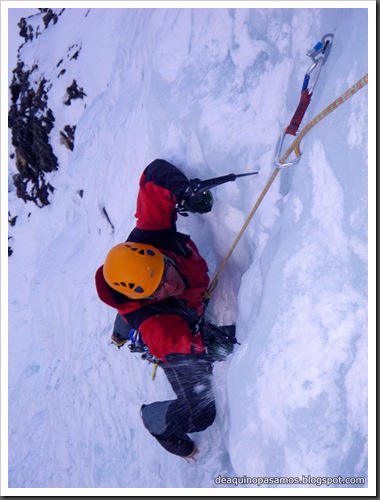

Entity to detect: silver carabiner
[274,129,301,169]
[304,33,334,94]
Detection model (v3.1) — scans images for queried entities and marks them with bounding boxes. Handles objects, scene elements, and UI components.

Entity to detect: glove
[205,339,234,361]
[201,323,236,362]
[180,190,214,214]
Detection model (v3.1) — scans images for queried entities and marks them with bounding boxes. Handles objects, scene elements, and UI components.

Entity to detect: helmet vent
[111,281,144,294]
[124,245,155,257]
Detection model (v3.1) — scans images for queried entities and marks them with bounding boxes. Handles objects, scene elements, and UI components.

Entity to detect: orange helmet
[103,242,165,299]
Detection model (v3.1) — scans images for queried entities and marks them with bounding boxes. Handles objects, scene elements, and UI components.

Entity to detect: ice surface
[4,5,373,493]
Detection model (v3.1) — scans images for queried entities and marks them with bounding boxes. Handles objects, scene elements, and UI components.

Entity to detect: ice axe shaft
[189,171,258,198]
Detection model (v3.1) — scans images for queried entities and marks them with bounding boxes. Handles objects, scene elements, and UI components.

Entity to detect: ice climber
[95,159,236,459]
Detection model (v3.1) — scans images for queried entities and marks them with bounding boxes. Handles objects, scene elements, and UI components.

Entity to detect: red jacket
[95,159,209,361]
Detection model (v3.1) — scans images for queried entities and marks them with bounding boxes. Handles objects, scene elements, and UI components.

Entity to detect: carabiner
[303,33,334,94]
[274,129,301,169]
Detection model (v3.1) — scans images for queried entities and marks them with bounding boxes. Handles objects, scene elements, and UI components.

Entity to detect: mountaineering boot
[140,402,196,458]
[150,432,196,458]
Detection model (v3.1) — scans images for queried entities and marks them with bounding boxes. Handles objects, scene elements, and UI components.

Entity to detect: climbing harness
[111,326,161,380]
[127,330,161,380]
[205,34,368,299]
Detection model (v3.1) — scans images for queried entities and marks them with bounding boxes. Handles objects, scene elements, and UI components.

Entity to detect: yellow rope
[205,167,279,299]
[282,73,368,161]
[205,73,368,299]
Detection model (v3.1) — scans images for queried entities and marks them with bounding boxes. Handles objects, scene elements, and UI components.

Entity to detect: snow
[2,2,375,495]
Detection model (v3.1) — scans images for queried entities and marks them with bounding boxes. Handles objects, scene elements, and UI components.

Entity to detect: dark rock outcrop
[64,80,87,105]
[9,62,58,206]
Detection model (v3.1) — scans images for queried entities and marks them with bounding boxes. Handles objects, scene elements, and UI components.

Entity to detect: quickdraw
[205,70,368,299]
[275,33,334,169]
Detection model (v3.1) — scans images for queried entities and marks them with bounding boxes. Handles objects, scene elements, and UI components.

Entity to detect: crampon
[184,447,199,463]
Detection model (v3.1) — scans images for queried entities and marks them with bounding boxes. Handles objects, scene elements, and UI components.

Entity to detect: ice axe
[188,171,258,202]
